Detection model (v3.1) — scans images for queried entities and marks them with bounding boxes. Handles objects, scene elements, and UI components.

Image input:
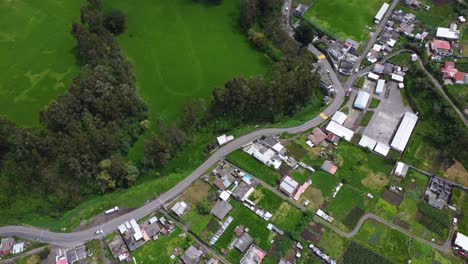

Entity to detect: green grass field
[107,0,270,159]
[304,0,386,42]
[0,0,83,126]
[227,150,282,186]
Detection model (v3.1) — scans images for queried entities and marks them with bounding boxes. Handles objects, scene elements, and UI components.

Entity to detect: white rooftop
[326,121,354,141]
[375,2,390,22]
[368,72,379,81]
[391,73,404,83]
[354,91,370,110]
[455,232,468,251]
[358,135,377,150]
[130,219,143,241]
[395,162,405,175]
[12,242,24,254]
[376,79,385,95]
[331,111,347,125]
[436,27,459,40]
[220,190,231,201]
[374,142,390,156]
[280,176,299,196]
[272,142,285,153]
[390,112,418,152]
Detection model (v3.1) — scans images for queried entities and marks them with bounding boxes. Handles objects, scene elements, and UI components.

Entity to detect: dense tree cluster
[405,67,467,164]
[211,53,320,122]
[0,0,146,214]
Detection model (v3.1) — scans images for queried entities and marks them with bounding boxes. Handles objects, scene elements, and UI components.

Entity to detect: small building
[107,234,130,262]
[431,39,452,56]
[436,27,460,40]
[279,175,299,197]
[441,61,457,79]
[235,233,254,253]
[308,127,327,145]
[455,72,468,85]
[331,111,347,125]
[181,245,203,264]
[325,121,354,141]
[214,174,235,190]
[358,135,377,150]
[454,232,468,254]
[171,201,188,217]
[394,162,409,178]
[211,200,233,220]
[368,72,380,81]
[294,4,307,18]
[425,177,452,209]
[390,112,418,152]
[66,246,87,264]
[373,63,385,74]
[217,134,234,146]
[321,160,337,175]
[375,2,390,24]
[354,91,370,110]
[0,238,14,255]
[374,142,390,156]
[12,242,24,254]
[375,79,385,95]
[240,244,266,264]
[232,181,256,202]
[391,73,404,83]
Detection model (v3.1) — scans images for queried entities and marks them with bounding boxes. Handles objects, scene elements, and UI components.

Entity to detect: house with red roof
[441,61,468,85]
[431,39,452,56]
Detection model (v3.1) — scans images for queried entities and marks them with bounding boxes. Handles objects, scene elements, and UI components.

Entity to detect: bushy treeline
[0,0,147,214]
[405,66,467,165]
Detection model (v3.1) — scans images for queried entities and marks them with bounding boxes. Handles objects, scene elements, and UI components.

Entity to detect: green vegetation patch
[270,202,304,232]
[360,111,374,126]
[227,150,282,186]
[369,98,380,109]
[0,0,83,126]
[304,0,386,42]
[326,185,366,222]
[343,242,391,264]
[343,206,365,229]
[445,84,467,116]
[317,229,350,260]
[252,186,284,212]
[417,202,451,237]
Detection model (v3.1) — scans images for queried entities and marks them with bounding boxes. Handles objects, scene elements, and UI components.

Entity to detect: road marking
[320,113,328,120]
[317,54,326,60]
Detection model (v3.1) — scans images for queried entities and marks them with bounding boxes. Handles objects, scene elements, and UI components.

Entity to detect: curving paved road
[0,47,345,247]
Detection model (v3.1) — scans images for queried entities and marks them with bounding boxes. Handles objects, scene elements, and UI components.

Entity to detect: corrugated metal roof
[390,112,418,152]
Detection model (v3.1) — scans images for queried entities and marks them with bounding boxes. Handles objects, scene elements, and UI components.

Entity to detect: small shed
[171,201,188,217]
[358,135,377,150]
[354,91,370,110]
[375,79,385,95]
[321,160,337,175]
[211,200,233,220]
[279,175,299,197]
[368,72,379,81]
[394,162,409,178]
[235,233,253,252]
[308,127,327,145]
[331,111,347,125]
[391,73,404,83]
[181,245,203,264]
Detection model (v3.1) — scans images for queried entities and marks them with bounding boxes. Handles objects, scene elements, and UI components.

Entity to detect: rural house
[431,39,452,56]
[321,160,337,175]
[211,200,233,220]
[279,175,300,197]
[240,244,266,264]
[235,233,254,253]
[181,245,204,264]
[171,201,188,217]
[0,238,14,255]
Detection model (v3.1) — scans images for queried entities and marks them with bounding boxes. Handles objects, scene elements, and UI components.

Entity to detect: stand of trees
[0,0,147,214]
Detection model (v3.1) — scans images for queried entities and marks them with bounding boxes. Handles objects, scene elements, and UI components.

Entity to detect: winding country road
[0,48,345,247]
[0,0,460,259]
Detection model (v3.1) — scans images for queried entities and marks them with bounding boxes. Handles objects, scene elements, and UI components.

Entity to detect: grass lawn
[270,202,304,232]
[227,150,282,186]
[326,185,366,223]
[360,111,374,126]
[107,0,270,160]
[304,0,386,42]
[251,186,285,212]
[371,198,397,221]
[389,53,411,67]
[369,98,380,109]
[317,229,350,260]
[0,0,83,126]
[133,228,192,263]
[86,240,107,264]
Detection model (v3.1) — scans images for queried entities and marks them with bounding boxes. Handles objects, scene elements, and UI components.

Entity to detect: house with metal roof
[279,175,299,197]
[211,200,233,220]
[181,245,203,264]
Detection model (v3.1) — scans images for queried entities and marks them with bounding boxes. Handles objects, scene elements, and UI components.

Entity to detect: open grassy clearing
[326,185,367,223]
[0,0,83,126]
[445,84,467,119]
[107,0,270,160]
[132,228,193,263]
[227,150,282,186]
[317,229,350,260]
[304,0,386,42]
[389,53,412,67]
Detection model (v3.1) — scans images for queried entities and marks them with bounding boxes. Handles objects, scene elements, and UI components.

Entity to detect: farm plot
[326,185,367,224]
[304,0,387,42]
[342,242,391,264]
[343,207,365,229]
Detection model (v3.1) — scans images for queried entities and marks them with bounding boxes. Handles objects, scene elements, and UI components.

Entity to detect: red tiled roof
[431,39,451,50]
[444,61,455,69]
[455,72,466,82]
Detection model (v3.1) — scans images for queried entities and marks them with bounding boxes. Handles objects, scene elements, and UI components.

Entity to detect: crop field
[304,0,387,42]
[317,229,350,259]
[343,207,365,229]
[326,185,367,223]
[343,242,391,264]
[0,0,83,126]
